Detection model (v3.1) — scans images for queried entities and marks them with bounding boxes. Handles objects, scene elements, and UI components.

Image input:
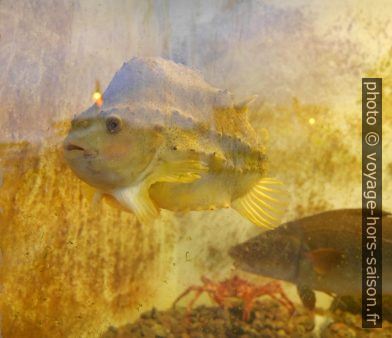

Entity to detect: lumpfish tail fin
[232,178,288,229]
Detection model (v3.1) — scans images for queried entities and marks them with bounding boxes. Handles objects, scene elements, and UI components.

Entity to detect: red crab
[173,275,295,321]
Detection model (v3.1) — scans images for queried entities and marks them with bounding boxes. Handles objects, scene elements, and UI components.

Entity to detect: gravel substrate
[102,299,392,338]
[321,309,392,338]
[101,300,315,338]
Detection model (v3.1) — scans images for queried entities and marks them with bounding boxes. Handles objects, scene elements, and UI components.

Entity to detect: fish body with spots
[64,57,285,227]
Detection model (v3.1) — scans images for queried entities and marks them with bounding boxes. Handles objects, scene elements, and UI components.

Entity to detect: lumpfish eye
[106,115,122,134]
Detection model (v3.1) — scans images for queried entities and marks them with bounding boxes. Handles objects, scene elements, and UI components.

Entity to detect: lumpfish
[229,209,392,309]
[64,57,286,227]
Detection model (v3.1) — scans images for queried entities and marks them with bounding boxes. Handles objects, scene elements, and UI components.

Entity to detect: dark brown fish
[229,209,392,309]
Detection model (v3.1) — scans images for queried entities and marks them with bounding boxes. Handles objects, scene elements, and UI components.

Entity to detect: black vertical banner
[362,78,382,328]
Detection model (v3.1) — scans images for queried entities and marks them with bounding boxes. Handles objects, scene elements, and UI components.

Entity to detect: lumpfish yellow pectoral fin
[232,178,288,229]
[148,159,209,184]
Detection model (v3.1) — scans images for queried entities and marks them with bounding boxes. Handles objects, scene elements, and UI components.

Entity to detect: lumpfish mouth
[65,143,85,152]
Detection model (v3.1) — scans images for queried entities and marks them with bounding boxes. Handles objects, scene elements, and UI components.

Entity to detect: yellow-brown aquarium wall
[0,0,391,337]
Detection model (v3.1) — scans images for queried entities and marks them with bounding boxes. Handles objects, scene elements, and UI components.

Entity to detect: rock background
[0,0,391,337]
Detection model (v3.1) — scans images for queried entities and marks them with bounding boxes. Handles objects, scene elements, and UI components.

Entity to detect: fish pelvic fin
[231,177,288,229]
[111,159,208,224]
[112,184,159,224]
[297,285,316,310]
